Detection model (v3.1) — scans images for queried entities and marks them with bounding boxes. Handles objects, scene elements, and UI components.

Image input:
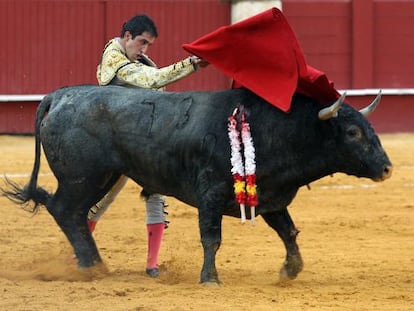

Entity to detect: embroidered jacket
[97,38,196,90]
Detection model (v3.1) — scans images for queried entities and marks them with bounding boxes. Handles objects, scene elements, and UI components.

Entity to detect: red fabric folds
[298,65,340,105]
[183,7,340,112]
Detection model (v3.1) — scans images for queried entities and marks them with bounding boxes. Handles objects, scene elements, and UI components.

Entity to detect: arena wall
[1,0,413,134]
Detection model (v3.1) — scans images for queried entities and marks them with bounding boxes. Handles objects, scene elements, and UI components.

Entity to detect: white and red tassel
[241,114,258,224]
[228,109,247,223]
[227,107,258,224]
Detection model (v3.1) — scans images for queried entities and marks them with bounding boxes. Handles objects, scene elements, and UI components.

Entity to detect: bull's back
[40,85,246,201]
[45,84,242,137]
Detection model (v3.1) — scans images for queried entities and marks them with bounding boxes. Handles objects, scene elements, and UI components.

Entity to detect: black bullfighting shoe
[145,267,159,278]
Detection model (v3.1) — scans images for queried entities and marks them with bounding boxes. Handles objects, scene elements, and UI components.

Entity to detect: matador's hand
[190,56,209,68]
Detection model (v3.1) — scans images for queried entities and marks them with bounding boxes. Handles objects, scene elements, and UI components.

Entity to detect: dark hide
[1,85,392,284]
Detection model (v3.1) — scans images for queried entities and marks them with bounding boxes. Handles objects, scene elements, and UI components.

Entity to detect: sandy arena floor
[0,134,413,310]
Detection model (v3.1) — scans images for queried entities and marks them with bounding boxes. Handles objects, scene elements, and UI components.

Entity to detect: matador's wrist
[189,55,209,70]
[189,56,199,71]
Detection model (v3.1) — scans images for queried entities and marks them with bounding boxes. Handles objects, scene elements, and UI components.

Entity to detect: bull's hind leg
[261,208,303,280]
[46,181,112,268]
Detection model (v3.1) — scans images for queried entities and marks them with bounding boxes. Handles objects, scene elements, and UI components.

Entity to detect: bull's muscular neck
[247,92,336,189]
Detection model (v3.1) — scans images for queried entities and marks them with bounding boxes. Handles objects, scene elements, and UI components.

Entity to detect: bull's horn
[318,92,346,120]
[359,90,382,117]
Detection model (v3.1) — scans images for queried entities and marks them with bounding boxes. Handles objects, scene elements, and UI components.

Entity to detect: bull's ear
[359,90,382,117]
[318,92,346,120]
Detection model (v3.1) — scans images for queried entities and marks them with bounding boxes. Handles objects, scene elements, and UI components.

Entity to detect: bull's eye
[346,125,362,140]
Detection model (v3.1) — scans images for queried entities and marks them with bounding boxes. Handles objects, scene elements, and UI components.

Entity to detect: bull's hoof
[279,256,303,280]
[73,262,109,281]
[200,275,222,286]
[200,280,222,287]
[77,258,102,269]
[279,266,296,280]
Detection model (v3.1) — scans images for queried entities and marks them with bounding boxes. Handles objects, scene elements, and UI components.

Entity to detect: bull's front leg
[197,204,223,285]
[261,208,303,280]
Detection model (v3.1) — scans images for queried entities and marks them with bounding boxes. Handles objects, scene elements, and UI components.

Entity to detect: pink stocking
[146,223,165,269]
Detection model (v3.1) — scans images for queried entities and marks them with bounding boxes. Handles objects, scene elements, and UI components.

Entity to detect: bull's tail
[1,94,54,213]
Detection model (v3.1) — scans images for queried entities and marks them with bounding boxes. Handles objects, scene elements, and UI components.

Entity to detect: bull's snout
[383,164,393,179]
[373,164,393,181]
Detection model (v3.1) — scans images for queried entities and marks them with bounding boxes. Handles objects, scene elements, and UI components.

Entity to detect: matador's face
[124,31,156,62]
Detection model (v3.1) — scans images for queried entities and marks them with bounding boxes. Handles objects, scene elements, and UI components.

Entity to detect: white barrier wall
[231,0,282,23]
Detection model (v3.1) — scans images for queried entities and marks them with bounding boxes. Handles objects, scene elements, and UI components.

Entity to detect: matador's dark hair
[121,14,158,39]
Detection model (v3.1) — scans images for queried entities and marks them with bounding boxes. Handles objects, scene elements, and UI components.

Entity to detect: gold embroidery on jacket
[97,38,195,90]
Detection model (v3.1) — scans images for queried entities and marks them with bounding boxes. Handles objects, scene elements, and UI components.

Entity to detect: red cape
[183,8,340,112]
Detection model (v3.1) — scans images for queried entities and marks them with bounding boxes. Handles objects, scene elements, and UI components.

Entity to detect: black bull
[2,85,392,284]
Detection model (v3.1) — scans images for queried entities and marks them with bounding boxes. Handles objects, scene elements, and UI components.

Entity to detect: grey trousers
[87,175,166,224]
